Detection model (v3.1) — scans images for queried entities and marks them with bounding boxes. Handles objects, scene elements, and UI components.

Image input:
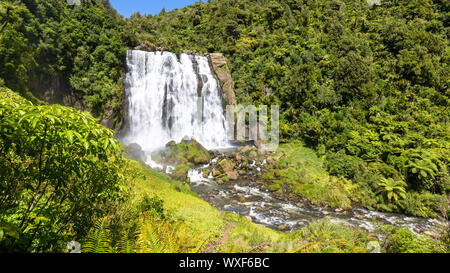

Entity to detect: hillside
[128,0,449,216]
[0,0,138,123]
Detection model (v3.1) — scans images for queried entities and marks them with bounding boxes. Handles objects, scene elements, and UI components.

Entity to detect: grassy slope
[264,142,356,209]
[122,159,291,252]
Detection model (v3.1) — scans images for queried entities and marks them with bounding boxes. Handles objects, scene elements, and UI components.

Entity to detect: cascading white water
[121,50,230,153]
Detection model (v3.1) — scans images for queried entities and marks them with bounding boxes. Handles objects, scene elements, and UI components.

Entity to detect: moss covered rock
[171,164,189,181]
[214,159,239,180]
[152,139,211,166]
[202,168,211,178]
[269,184,281,192]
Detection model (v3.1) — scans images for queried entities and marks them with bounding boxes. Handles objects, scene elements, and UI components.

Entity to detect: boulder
[219,159,235,173]
[170,164,189,181]
[185,139,211,164]
[277,224,288,231]
[154,139,211,166]
[424,230,439,239]
[202,169,211,178]
[239,145,252,154]
[269,184,281,192]
[227,171,239,180]
[123,143,146,162]
[217,159,239,180]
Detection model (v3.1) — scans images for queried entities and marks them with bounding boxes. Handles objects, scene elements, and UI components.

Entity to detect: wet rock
[219,159,235,173]
[213,159,239,180]
[123,143,146,162]
[235,153,243,162]
[227,171,239,180]
[239,145,252,154]
[202,169,211,178]
[269,184,281,192]
[232,200,238,205]
[245,216,252,222]
[278,224,288,231]
[212,167,221,177]
[154,139,210,166]
[238,196,246,203]
[322,211,329,215]
[424,230,439,239]
[171,164,189,181]
[355,215,364,220]
[335,208,343,212]
[246,196,263,202]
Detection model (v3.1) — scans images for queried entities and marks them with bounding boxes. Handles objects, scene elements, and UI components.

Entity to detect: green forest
[0,0,449,253]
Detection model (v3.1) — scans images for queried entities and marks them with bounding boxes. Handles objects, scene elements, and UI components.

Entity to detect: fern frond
[82,217,113,253]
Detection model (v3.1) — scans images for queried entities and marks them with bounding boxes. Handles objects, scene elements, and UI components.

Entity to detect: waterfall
[121,50,230,153]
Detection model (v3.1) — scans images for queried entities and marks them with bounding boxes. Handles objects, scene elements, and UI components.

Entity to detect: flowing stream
[187,159,444,238]
[121,50,444,238]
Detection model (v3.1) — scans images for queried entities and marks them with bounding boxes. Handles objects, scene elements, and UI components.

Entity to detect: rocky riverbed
[187,156,444,239]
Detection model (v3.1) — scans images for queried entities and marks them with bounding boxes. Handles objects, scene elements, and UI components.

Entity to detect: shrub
[0,89,125,252]
[388,228,445,253]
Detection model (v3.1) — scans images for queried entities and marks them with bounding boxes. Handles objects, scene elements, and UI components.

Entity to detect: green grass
[123,159,223,235]
[266,142,356,209]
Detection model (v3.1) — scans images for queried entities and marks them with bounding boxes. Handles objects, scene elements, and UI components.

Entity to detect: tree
[377,178,407,203]
[0,88,125,252]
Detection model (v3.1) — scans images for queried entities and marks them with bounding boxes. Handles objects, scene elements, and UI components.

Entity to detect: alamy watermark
[195,97,279,152]
[225,104,279,152]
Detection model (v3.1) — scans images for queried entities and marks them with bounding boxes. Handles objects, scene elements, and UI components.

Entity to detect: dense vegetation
[0,0,449,253]
[0,87,125,251]
[2,88,447,253]
[128,0,449,217]
[0,0,137,120]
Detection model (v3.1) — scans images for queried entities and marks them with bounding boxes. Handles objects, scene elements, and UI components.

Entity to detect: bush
[325,152,365,179]
[0,89,125,252]
[388,228,445,253]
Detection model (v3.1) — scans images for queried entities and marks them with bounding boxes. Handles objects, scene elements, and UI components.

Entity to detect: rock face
[208,53,237,106]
